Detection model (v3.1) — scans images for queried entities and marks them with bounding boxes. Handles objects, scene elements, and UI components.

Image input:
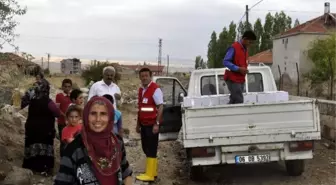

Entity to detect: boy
[55,79,72,156]
[103,94,123,136]
[69,89,84,107]
[61,105,83,144]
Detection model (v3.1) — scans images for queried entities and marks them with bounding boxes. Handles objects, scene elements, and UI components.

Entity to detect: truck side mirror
[178,92,185,103]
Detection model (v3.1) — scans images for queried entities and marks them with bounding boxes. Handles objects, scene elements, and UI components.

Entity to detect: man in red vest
[136,67,164,182]
[223,30,256,104]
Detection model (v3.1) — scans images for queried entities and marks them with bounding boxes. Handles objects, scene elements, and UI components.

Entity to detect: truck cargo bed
[183,100,320,141]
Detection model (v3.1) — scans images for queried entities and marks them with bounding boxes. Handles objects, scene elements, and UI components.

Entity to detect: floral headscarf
[81,96,121,185]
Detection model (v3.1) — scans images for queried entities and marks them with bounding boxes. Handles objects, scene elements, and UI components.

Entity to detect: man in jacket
[136,67,164,182]
[223,30,256,104]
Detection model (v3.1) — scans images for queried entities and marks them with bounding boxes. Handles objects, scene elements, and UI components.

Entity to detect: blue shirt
[223,40,246,72]
[113,109,122,134]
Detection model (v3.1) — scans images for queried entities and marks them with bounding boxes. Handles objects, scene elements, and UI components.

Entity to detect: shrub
[81,61,121,86]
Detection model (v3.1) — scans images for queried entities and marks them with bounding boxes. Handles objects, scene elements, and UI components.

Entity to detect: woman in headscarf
[54,96,133,185]
[21,76,60,175]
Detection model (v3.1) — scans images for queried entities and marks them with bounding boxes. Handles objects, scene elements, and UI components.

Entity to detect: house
[121,64,165,75]
[60,58,81,74]
[272,2,336,81]
[248,49,273,67]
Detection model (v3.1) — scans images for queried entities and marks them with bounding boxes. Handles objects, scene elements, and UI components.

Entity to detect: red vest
[224,42,248,83]
[138,82,159,125]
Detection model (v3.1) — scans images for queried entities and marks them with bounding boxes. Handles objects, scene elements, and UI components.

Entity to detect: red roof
[249,49,272,64]
[275,13,336,39]
[121,64,165,72]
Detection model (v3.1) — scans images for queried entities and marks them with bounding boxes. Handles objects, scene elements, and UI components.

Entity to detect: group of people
[20,65,164,185]
[18,30,256,185]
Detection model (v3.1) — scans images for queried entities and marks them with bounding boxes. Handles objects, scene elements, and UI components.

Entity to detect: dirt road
[121,105,336,185]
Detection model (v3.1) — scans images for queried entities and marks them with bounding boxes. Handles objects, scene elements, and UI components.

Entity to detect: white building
[272,2,335,82]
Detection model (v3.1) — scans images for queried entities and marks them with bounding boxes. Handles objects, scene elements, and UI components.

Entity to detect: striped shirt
[54,134,132,185]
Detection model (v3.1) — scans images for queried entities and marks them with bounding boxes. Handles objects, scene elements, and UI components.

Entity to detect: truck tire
[190,166,204,181]
[285,160,305,176]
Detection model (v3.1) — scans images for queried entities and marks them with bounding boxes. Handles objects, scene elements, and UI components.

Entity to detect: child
[61,105,83,144]
[103,94,123,136]
[69,89,84,106]
[55,79,73,143]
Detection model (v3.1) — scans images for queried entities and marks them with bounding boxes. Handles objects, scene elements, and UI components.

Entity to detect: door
[153,77,187,141]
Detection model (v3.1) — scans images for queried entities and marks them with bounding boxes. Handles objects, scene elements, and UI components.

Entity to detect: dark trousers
[57,124,66,157]
[140,124,159,158]
[226,80,245,104]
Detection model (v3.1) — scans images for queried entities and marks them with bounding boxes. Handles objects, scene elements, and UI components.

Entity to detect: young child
[69,89,84,107]
[103,94,123,136]
[61,105,83,144]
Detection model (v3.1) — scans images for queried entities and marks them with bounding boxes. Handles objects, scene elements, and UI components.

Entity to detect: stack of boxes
[182,91,289,108]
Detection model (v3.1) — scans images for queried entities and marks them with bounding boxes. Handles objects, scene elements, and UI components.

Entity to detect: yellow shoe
[136,157,155,182]
[136,158,150,178]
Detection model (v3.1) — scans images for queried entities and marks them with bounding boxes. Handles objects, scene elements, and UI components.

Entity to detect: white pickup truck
[154,65,321,180]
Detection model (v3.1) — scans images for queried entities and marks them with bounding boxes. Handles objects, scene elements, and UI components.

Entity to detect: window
[201,73,264,95]
[156,78,186,106]
[247,73,264,92]
[201,75,230,95]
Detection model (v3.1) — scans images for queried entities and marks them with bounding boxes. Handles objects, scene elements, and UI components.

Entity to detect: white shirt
[88,80,121,109]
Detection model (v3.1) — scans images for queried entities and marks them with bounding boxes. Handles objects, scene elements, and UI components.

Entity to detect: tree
[250,18,263,55]
[81,61,121,85]
[294,19,300,27]
[237,21,244,39]
[0,0,27,50]
[260,13,274,51]
[306,33,336,100]
[194,56,206,69]
[215,27,229,68]
[207,31,217,68]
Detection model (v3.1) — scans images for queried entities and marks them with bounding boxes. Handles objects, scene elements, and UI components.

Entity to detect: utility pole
[158,38,162,75]
[245,5,249,30]
[41,57,44,69]
[166,55,169,76]
[46,53,50,71]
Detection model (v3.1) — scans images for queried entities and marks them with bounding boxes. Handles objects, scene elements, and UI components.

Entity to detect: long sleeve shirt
[223,40,246,72]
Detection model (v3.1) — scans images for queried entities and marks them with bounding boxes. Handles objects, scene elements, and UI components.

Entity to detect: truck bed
[182,99,320,143]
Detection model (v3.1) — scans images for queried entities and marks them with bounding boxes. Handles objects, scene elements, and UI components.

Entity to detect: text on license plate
[235,154,271,164]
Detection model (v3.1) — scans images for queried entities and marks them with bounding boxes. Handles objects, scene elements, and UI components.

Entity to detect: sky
[3,0,336,66]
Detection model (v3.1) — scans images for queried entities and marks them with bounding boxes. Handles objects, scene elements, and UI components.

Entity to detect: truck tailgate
[183,100,319,140]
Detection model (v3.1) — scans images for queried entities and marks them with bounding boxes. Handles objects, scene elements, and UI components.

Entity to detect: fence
[317,99,336,117]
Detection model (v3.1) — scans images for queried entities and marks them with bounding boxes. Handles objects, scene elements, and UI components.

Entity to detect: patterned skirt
[22,123,55,173]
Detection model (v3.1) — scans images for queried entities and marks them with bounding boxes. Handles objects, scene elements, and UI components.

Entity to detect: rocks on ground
[3,166,33,185]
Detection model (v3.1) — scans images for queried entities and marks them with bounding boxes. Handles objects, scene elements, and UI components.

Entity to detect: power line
[249,0,265,10]
[251,9,321,14]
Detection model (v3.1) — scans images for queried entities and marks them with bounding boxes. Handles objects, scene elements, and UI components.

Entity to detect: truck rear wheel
[190,166,204,181]
[285,160,305,176]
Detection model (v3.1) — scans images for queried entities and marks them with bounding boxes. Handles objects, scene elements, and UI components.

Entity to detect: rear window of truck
[200,73,264,95]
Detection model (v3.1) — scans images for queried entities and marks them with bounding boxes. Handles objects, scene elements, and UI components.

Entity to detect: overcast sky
[3,0,336,66]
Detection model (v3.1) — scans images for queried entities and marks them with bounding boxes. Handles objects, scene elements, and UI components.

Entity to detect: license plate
[235,154,271,164]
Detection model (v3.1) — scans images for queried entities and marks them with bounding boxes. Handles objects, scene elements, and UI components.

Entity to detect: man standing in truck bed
[223,30,256,104]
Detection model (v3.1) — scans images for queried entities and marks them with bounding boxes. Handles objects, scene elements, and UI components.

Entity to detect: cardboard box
[243,93,258,104]
[257,91,289,103]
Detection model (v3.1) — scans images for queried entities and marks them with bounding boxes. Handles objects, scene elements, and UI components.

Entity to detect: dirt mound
[0,52,41,75]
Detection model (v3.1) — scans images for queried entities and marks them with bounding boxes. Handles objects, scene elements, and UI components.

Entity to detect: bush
[81,61,121,86]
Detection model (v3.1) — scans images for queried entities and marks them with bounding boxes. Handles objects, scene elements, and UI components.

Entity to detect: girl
[61,105,83,144]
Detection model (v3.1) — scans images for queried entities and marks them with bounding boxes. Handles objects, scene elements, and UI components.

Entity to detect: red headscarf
[81,96,121,185]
